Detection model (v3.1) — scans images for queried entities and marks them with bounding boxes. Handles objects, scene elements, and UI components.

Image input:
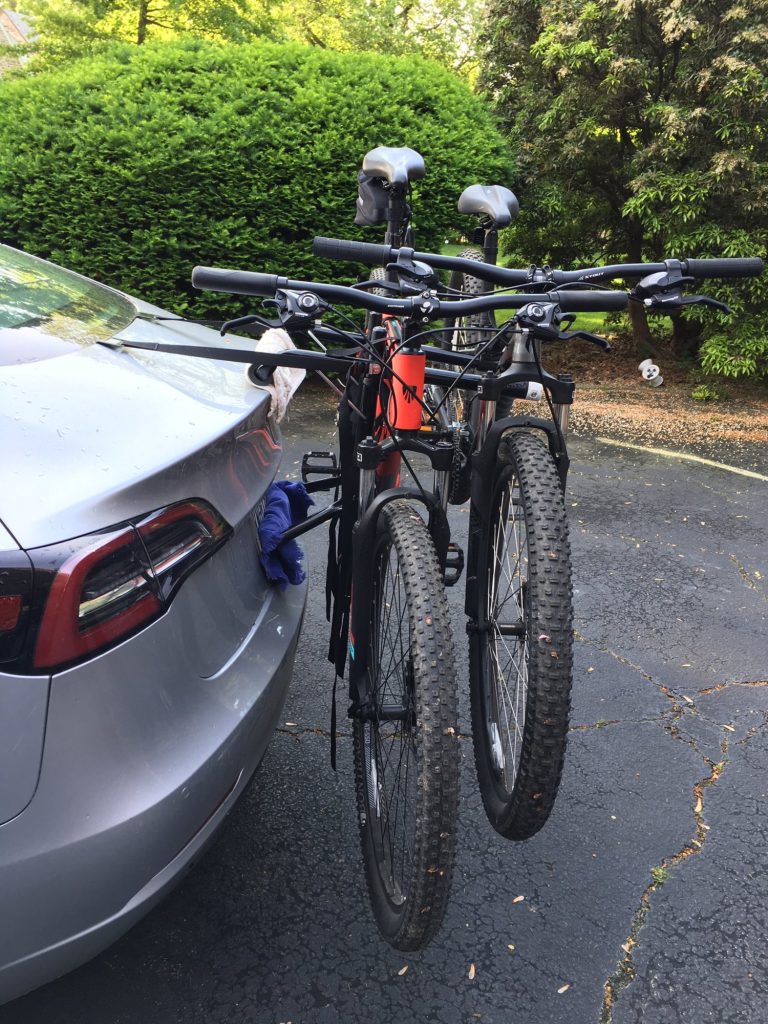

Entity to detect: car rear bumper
[0,574,306,1006]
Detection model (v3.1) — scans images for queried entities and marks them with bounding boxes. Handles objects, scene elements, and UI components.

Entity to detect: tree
[22,0,482,74]
[22,0,275,61]
[273,0,484,74]
[481,0,768,371]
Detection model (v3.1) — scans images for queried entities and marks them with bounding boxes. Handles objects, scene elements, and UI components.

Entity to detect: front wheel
[469,432,573,839]
[353,500,459,950]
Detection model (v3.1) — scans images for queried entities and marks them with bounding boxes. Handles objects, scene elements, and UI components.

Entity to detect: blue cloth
[259,481,314,589]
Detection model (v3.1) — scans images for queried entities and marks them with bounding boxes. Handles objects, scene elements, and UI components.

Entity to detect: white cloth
[245,328,305,422]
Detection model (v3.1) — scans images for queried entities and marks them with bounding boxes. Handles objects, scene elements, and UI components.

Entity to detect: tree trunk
[626,226,654,354]
[669,311,702,359]
[137,0,149,44]
[628,299,654,354]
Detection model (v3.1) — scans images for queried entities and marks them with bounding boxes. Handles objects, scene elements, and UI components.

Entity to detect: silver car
[0,245,306,1003]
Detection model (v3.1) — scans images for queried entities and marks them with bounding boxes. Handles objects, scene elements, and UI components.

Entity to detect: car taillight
[135,499,229,602]
[0,549,34,666]
[28,500,231,672]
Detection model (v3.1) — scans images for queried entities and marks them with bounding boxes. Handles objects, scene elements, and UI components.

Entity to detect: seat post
[384,189,408,281]
[483,225,499,265]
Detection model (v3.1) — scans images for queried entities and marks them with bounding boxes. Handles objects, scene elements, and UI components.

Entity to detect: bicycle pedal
[301,450,339,482]
[443,542,464,587]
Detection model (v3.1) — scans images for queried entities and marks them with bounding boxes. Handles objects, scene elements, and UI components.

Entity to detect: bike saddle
[458,185,519,228]
[362,146,426,187]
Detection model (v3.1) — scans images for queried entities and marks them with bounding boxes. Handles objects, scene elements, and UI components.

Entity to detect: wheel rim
[364,542,418,907]
[484,472,529,794]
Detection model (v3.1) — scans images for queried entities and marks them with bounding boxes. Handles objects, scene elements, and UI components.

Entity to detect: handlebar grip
[191,266,282,296]
[312,236,393,265]
[552,290,628,312]
[683,257,764,279]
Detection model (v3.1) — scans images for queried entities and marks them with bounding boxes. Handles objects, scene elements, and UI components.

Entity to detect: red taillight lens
[0,596,22,631]
[34,526,160,669]
[31,500,230,671]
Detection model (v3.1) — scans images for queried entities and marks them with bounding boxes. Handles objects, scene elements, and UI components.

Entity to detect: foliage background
[481,0,768,375]
[2,0,767,376]
[0,38,513,315]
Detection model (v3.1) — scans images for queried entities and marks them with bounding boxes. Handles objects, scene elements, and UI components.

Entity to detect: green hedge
[0,39,513,315]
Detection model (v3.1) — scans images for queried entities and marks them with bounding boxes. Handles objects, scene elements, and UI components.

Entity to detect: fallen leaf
[621,942,632,954]
[512,895,525,904]
[557,983,571,994]
[694,795,703,814]
[682,695,695,705]
[468,963,476,980]
[398,965,409,976]
[723,724,736,732]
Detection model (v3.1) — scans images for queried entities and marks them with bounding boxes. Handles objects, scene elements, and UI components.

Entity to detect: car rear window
[0,245,136,348]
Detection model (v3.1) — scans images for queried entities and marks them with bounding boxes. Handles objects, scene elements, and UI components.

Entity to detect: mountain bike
[182,259,627,948]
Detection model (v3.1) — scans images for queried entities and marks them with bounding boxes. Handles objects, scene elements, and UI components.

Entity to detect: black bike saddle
[362,146,426,187]
[458,185,519,228]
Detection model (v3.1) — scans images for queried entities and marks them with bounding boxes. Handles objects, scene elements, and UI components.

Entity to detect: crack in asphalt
[728,553,767,601]
[569,717,667,732]
[698,678,768,695]
[599,728,731,1024]
[573,628,682,709]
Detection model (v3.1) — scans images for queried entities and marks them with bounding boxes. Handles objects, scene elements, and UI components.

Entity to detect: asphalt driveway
[2,384,766,1024]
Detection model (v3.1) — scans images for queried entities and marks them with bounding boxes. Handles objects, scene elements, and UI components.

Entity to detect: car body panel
[0,245,308,1002]
[0,543,306,1002]
[2,311,279,550]
[0,673,49,825]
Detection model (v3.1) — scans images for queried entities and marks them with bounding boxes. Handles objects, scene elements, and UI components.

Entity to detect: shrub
[700,327,768,381]
[691,383,722,402]
[0,39,513,316]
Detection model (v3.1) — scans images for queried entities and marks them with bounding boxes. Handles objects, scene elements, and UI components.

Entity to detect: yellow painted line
[596,437,768,482]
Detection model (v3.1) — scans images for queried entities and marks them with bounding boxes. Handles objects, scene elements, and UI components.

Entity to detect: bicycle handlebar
[312,236,526,285]
[192,265,627,314]
[312,236,763,286]
[191,266,283,296]
[682,258,764,279]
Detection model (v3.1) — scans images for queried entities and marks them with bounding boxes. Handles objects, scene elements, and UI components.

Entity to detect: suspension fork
[463,413,571,619]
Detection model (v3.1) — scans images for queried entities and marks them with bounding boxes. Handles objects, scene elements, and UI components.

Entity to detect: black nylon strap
[330,674,338,771]
[99,338,363,373]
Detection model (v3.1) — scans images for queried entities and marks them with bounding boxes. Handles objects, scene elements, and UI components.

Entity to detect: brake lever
[559,329,612,352]
[633,290,732,316]
[680,294,732,314]
[220,314,279,336]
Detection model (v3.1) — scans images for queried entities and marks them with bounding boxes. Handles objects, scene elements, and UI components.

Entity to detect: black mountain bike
[183,256,626,948]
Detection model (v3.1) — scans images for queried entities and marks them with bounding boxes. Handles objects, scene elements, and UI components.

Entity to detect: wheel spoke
[482,471,529,792]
